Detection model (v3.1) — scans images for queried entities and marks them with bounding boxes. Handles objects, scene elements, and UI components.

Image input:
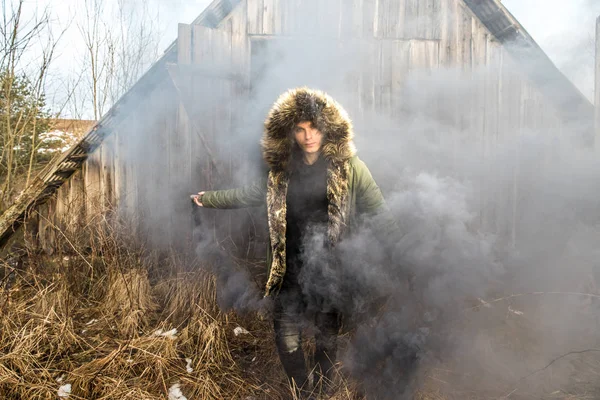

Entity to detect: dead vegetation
[2,207,600,399]
[0,206,372,400]
[0,214,260,399]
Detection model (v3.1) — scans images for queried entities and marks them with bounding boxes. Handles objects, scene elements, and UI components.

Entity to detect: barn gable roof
[0,0,593,248]
[464,0,593,121]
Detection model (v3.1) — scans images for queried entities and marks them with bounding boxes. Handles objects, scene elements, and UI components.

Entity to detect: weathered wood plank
[39,200,56,252]
[391,40,411,115]
[362,0,376,37]
[596,16,600,148]
[69,169,86,227]
[84,149,102,217]
[177,23,192,64]
[378,40,393,116]
[151,91,171,247]
[262,0,275,34]
[403,0,418,38]
[375,0,405,39]
[272,0,282,35]
[431,0,443,39]
[460,5,473,70]
[361,39,378,115]
[479,39,501,231]
[351,0,364,37]
[417,0,434,39]
[472,22,487,67]
[437,0,449,65]
[112,130,122,209]
[448,0,461,66]
[408,40,439,72]
[280,0,294,35]
[124,130,138,231]
[395,0,407,38]
[101,134,115,209]
[230,0,249,91]
[247,0,263,35]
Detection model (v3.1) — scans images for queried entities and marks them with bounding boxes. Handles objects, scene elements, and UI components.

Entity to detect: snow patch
[58,383,71,397]
[153,328,178,340]
[37,129,78,155]
[233,326,250,336]
[185,358,193,373]
[168,383,187,400]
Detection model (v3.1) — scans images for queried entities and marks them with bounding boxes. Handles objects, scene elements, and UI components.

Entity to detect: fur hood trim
[261,87,356,171]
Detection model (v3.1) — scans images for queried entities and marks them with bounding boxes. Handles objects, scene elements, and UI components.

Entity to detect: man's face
[293,121,323,155]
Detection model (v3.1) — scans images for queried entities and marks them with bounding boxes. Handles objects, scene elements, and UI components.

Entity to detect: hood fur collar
[261,87,356,171]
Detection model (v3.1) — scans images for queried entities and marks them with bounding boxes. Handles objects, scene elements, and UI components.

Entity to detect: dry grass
[0,208,373,400]
[2,210,600,399]
[0,211,271,400]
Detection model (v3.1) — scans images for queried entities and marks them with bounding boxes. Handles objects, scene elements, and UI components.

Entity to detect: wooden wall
[239,0,563,134]
[596,15,600,147]
[240,0,566,244]
[33,0,577,252]
[34,3,253,255]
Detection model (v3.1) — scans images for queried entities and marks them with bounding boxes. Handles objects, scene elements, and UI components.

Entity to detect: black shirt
[285,156,328,286]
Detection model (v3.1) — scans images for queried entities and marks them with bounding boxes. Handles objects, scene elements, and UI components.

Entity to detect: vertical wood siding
[33,0,577,251]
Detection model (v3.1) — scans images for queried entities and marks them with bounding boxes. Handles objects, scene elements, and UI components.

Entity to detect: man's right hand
[192,191,205,207]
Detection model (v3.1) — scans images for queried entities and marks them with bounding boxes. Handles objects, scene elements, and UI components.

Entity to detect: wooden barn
[0,0,594,256]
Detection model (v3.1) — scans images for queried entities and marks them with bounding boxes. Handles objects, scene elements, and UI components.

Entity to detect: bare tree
[0,0,64,210]
[111,0,161,104]
[78,0,115,121]
[76,0,161,120]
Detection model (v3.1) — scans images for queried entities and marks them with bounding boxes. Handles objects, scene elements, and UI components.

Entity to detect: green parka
[201,88,393,296]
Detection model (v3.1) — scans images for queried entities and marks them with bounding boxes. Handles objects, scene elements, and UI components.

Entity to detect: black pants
[273,285,341,393]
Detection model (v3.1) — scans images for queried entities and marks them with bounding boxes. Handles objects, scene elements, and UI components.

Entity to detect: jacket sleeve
[353,157,404,247]
[201,178,266,209]
[353,157,386,216]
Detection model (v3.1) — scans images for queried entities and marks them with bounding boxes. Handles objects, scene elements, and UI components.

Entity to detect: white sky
[13,0,600,114]
[502,0,599,99]
[35,0,213,71]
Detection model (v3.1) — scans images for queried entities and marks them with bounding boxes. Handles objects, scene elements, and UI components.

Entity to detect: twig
[36,212,94,277]
[504,348,600,397]
[467,291,600,312]
[89,339,133,384]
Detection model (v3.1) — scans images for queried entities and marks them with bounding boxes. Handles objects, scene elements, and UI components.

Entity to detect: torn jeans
[273,284,341,391]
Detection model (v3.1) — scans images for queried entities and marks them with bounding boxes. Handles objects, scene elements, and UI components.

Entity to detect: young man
[193,87,390,395]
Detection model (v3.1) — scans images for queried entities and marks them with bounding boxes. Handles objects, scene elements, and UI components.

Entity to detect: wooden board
[374,0,404,38]
[408,39,439,71]
[377,40,393,116]
[391,40,411,115]
[247,0,264,35]
[403,0,419,38]
[596,16,600,148]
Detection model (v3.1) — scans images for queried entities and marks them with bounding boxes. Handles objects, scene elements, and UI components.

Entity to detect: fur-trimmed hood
[261,87,356,171]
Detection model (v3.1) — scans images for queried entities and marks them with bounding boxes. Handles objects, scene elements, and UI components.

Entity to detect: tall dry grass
[0,207,273,400]
[0,204,377,400]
